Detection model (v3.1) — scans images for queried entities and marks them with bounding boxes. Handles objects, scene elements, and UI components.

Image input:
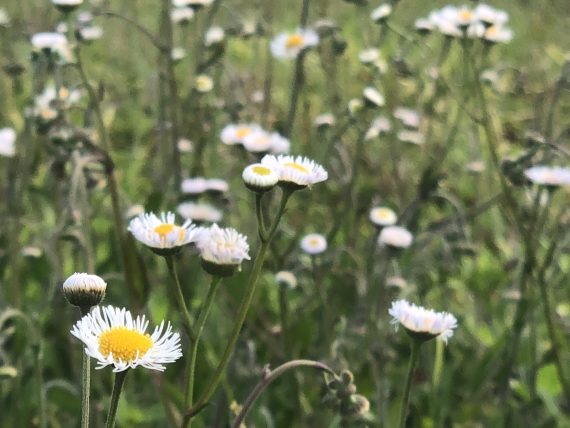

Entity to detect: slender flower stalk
[165,256,196,340]
[104,370,128,428]
[80,306,91,428]
[183,276,223,428]
[398,340,420,428]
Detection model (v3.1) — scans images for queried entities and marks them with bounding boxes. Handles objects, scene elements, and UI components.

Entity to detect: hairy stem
[104,370,128,428]
[398,340,420,428]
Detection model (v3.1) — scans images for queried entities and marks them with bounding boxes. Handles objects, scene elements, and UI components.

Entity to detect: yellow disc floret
[284,162,309,173]
[252,165,272,176]
[286,34,304,49]
[99,327,153,362]
[154,223,175,237]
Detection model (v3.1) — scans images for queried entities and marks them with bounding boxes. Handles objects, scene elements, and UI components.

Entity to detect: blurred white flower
[221,123,262,145]
[389,299,458,343]
[483,25,513,44]
[172,47,187,62]
[79,26,103,41]
[300,233,327,255]
[270,28,319,59]
[276,271,298,289]
[524,166,570,187]
[370,4,392,23]
[171,7,194,24]
[397,130,425,145]
[243,130,290,154]
[128,211,200,254]
[206,178,229,194]
[177,202,223,223]
[261,154,328,189]
[359,47,380,64]
[242,163,279,192]
[474,4,509,27]
[0,128,16,158]
[363,87,385,108]
[314,113,335,128]
[195,74,214,92]
[71,306,182,372]
[369,207,397,227]
[0,8,10,27]
[31,32,68,51]
[181,177,208,195]
[205,26,225,46]
[365,117,392,140]
[378,225,413,249]
[177,138,193,153]
[414,18,434,33]
[394,107,421,129]
[52,0,83,12]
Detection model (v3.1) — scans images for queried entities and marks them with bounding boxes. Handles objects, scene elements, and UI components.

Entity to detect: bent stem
[398,340,421,428]
[230,360,335,428]
[187,189,293,418]
[165,255,196,341]
[104,370,128,428]
[183,276,223,428]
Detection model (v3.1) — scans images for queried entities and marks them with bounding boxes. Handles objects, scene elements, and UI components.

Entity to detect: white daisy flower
[78,26,103,42]
[195,74,213,92]
[172,47,187,62]
[363,87,385,108]
[177,138,193,153]
[414,18,434,34]
[467,22,485,39]
[359,47,380,64]
[524,166,570,187]
[63,273,107,308]
[182,0,214,10]
[242,129,273,153]
[389,299,458,343]
[314,113,335,128]
[393,107,421,129]
[128,211,200,255]
[196,224,250,276]
[483,25,513,44]
[348,98,364,116]
[181,177,209,195]
[221,123,262,146]
[378,225,413,249]
[0,127,16,158]
[397,130,425,145]
[31,32,68,51]
[242,163,279,192]
[71,306,182,372]
[177,202,223,223]
[205,178,229,194]
[275,271,298,289]
[205,26,225,47]
[474,4,509,27]
[0,8,11,27]
[370,4,392,23]
[270,28,319,60]
[269,133,291,154]
[51,0,83,13]
[261,154,328,189]
[429,10,462,38]
[365,116,392,140]
[454,6,476,27]
[300,233,327,255]
[369,207,397,227]
[171,7,194,24]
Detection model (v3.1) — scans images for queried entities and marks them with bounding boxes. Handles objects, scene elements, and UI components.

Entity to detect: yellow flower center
[286,34,304,49]
[459,9,473,22]
[252,166,272,176]
[309,238,321,247]
[486,26,497,37]
[59,87,69,99]
[154,223,175,237]
[236,128,251,139]
[98,327,153,362]
[284,162,309,173]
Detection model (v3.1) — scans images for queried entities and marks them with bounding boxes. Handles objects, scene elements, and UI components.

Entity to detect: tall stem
[187,189,293,418]
[80,306,92,428]
[165,256,196,341]
[104,370,128,428]
[183,276,223,428]
[398,340,420,428]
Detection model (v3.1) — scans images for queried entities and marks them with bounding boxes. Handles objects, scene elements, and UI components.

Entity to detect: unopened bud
[63,273,106,310]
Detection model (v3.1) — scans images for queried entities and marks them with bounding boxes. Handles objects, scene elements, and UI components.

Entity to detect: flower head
[389,299,458,343]
[300,233,327,255]
[71,306,182,372]
[378,226,413,249]
[128,212,200,255]
[524,166,570,187]
[270,28,319,59]
[221,123,262,146]
[275,271,298,289]
[0,127,16,158]
[261,154,328,189]
[196,224,250,276]
[51,0,83,13]
[370,4,392,23]
[369,207,397,227]
[63,273,107,308]
[177,202,223,223]
[242,163,279,192]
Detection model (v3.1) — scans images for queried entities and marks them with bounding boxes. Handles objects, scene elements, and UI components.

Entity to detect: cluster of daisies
[178,177,228,223]
[415,4,513,43]
[221,123,290,155]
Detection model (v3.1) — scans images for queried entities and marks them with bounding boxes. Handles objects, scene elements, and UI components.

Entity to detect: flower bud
[63,273,106,310]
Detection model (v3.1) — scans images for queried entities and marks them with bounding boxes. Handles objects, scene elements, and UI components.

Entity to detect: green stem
[104,370,128,428]
[398,340,421,428]
[278,284,291,355]
[183,276,223,428]
[255,193,268,242]
[187,189,293,418]
[80,307,92,428]
[165,256,196,341]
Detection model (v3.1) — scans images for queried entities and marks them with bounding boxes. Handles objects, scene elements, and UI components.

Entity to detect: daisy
[300,233,327,255]
[31,32,68,51]
[171,7,194,24]
[359,48,381,65]
[0,127,16,158]
[205,178,229,194]
[365,117,392,141]
[397,130,425,145]
[474,4,509,27]
[414,18,434,34]
[71,305,182,372]
[128,211,200,255]
[195,74,213,92]
[370,4,392,23]
[196,224,250,276]
[172,47,187,62]
[242,163,279,192]
[51,0,83,13]
[78,26,103,42]
[221,123,261,145]
[177,202,223,223]
[524,166,570,187]
[314,113,335,129]
[205,26,225,47]
[483,25,513,44]
[369,207,397,227]
[270,28,319,60]
[242,129,274,153]
[378,225,413,249]
[393,107,421,129]
[275,271,298,289]
[389,299,458,343]
[363,87,385,108]
[181,177,208,195]
[0,8,10,27]
[63,272,107,308]
[261,154,328,189]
